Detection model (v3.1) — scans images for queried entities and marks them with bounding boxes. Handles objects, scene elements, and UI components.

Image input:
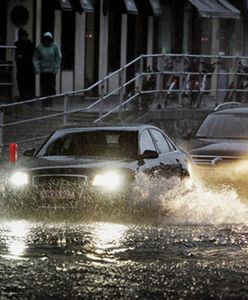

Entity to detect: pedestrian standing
[33,32,62,106]
[14,28,35,100]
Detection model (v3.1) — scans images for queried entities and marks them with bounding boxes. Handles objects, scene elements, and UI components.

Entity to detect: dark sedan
[188,104,248,192]
[5,124,189,207]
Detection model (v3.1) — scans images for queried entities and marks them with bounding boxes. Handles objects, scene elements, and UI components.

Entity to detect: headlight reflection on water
[93,223,127,250]
[5,221,30,259]
[85,223,127,263]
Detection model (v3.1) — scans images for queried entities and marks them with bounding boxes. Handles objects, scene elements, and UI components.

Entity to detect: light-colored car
[188,103,248,193]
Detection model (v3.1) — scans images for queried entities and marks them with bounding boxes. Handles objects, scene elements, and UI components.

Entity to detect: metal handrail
[2,53,248,158]
[94,92,140,123]
[0,55,142,109]
[0,45,16,111]
[0,52,247,109]
[0,46,16,49]
[2,73,142,128]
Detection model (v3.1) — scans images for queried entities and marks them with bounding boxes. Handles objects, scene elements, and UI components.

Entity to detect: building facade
[0,0,247,98]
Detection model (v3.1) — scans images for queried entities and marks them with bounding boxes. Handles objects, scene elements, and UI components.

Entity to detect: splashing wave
[133,174,248,225]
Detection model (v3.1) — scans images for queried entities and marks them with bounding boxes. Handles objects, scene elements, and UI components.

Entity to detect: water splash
[132,174,248,225]
[1,170,248,225]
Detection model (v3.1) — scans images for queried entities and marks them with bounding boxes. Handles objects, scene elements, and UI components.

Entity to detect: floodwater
[1,176,248,299]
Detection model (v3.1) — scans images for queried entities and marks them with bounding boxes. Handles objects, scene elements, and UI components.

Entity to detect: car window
[139,130,156,154]
[159,132,177,151]
[196,113,248,139]
[165,135,177,151]
[37,130,138,159]
[149,129,171,154]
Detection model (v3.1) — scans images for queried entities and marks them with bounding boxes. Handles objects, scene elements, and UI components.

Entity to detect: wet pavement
[1,178,248,299]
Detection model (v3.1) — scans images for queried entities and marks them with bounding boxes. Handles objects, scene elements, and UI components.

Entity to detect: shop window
[173,2,184,53]
[0,0,7,60]
[85,8,99,88]
[108,12,121,72]
[126,15,137,93]
[127,15,136,62]
[136,15,148,57]
[41,0,54,36]
[153,18,159,54]
[219,20,231,55]
[61,11,75,70]
[191,7,202,54]
[201,19,211,55]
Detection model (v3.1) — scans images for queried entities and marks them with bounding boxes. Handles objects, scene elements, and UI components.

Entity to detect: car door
[164,133,189,175]
[148,129,183,178]
[137,129,161,175]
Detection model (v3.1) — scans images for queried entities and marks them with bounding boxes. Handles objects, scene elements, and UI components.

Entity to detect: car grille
[32,174,87,188]
[191,155,243,168]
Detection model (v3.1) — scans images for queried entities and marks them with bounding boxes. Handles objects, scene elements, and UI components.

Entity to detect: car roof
[57,123,158,133]
[213,107,248,115]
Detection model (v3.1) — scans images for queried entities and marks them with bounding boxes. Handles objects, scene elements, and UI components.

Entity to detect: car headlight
[8,171,29,188]
[92,172,122,191]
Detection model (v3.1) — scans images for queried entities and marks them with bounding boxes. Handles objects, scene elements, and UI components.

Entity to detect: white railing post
[99,80,105,120]
[63,94,69,126]
[215,55,221,106]
[158,55,165,106]
[234,56,240,101]
[119,67,125,108]
[137,56,144,109]
[0,109,4,162]
[11,47,16,100]
[178,55,184,106]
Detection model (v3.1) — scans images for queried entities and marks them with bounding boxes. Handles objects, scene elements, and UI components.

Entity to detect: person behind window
[14,28,35,101]
[33,32,62,107]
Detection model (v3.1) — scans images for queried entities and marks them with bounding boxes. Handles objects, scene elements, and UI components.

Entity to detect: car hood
[190,140,248,157]
[17,156,137,172]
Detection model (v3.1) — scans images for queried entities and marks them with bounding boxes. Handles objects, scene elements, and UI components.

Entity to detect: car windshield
[37,130,138,159]
[196,113,248,139]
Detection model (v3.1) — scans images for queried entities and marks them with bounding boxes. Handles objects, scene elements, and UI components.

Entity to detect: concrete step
[68,111,99,123]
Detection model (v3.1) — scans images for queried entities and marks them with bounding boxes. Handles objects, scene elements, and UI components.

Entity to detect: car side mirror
[140,150,159,160]
[23,148,35,157]
[183,130,193,141]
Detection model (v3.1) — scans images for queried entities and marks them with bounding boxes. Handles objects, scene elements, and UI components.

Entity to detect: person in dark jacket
[33,32,62,105]
[14,28,35,100]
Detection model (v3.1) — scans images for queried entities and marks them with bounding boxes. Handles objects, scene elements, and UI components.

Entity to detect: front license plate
[40,190,75,200]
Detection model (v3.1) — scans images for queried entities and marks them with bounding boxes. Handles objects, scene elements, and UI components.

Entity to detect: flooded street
[1,179,248,299]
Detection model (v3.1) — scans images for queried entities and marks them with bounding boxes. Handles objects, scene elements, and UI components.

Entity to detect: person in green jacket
[33,32,62,106]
